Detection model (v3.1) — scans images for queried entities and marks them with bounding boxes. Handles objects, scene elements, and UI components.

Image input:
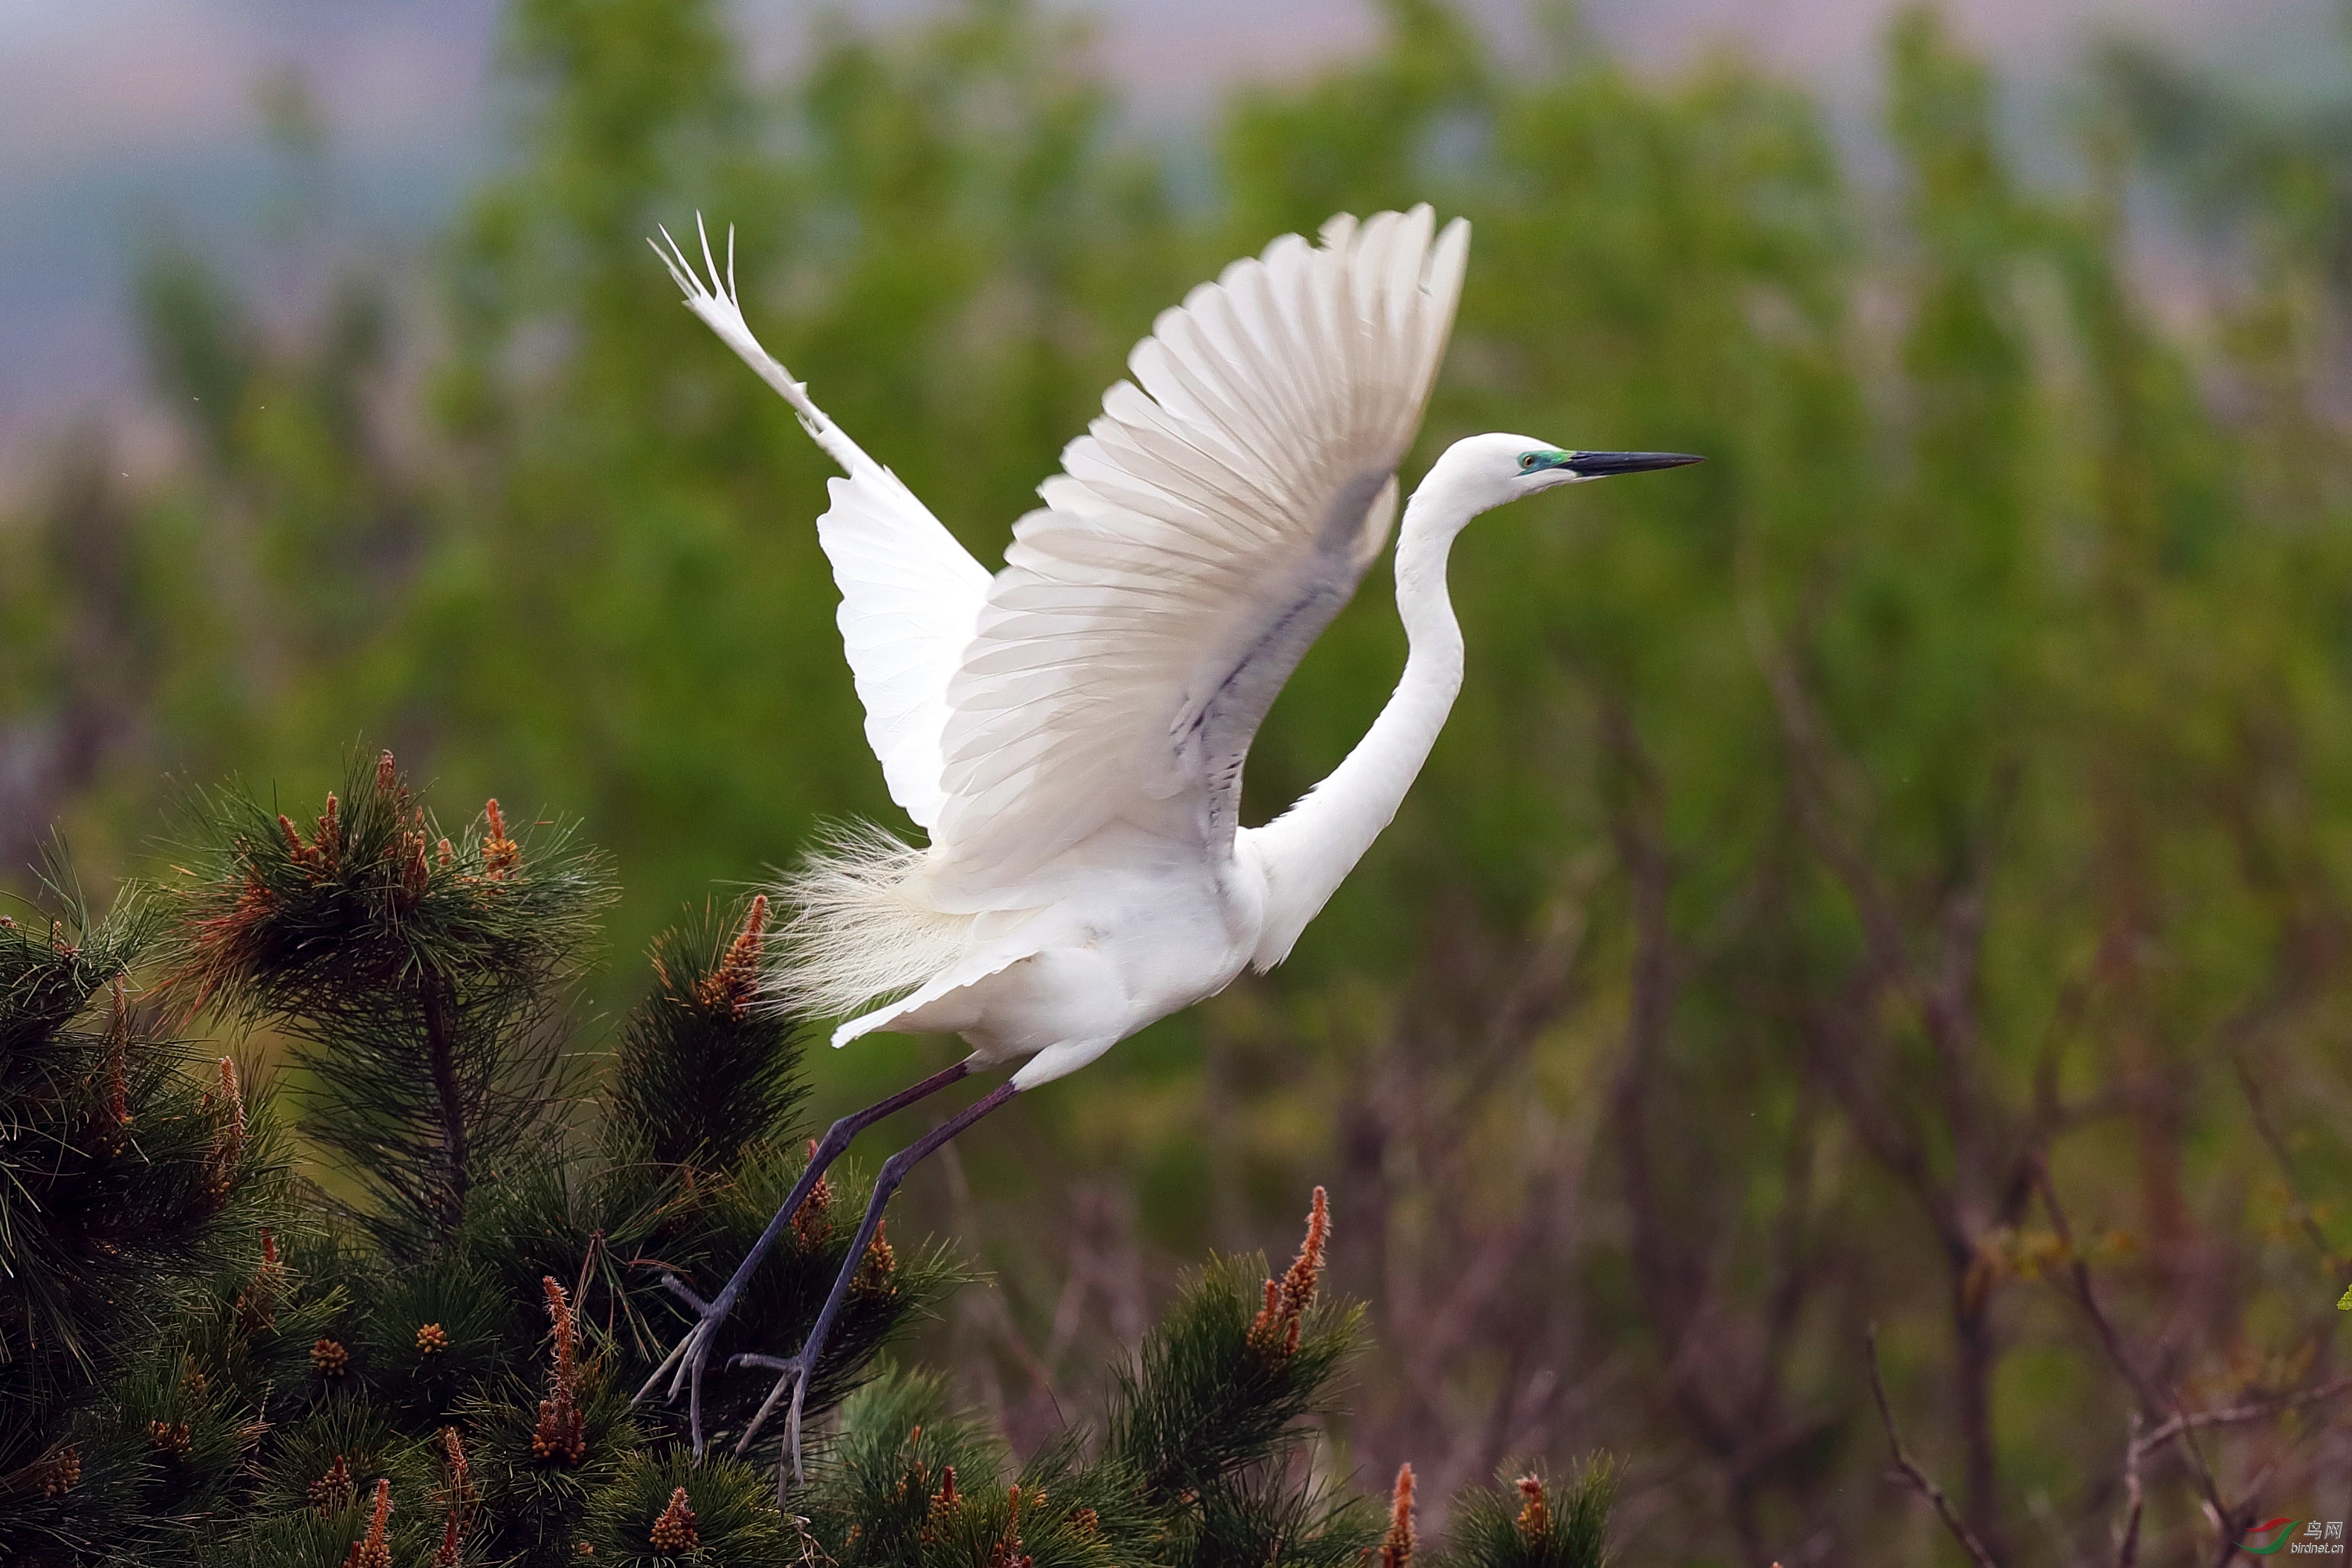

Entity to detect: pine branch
[1108,1191,1360,1504]
[0,879,279,1410]
[1431,1461,1616,1568]
[157,750,611,1238]
[15,779,1434,1568]
[421,970,470,1228]
[602,894,807,1176]
[0,858,295,1565]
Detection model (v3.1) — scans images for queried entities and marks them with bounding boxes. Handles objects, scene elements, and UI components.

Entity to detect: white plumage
[640,210,1697,1473]
[769,821,962,1019]
[657,208,1469,1086]
[933,207,1462,903]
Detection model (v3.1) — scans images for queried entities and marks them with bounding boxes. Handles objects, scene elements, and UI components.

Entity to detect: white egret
[637,208,1699,1476]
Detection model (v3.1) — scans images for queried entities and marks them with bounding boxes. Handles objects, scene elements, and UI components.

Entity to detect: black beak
[1563,451,1705,478]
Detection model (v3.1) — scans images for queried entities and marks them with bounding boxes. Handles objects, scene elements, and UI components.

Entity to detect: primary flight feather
[640,208,1699,1483]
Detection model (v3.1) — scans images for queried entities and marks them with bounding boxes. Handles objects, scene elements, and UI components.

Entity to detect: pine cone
[311,1337,352,1377]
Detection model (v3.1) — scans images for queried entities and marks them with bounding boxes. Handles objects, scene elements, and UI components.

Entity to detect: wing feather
[653,222,989,830]
[925,208,1468,906]
[655,209,1468,899]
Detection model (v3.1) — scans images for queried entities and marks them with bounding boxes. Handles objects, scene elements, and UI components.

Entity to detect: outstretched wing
[654,223,991,831]
[928,208,1468,907]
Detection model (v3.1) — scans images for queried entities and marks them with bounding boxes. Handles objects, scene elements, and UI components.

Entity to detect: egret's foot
[633,1274,737,1457]
[730,1350,815,1495]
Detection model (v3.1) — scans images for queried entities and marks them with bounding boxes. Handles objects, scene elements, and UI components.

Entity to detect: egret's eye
[1519,452,1541,471]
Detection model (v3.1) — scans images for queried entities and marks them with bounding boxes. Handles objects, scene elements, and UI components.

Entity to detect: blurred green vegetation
[9,0,2352,1560]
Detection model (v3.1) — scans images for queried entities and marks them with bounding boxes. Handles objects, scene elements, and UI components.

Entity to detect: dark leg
[733,1078,1019,1491]
[634,1056,973,1453]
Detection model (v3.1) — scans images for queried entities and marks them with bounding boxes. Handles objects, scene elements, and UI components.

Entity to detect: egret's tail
[769,821,972,1018]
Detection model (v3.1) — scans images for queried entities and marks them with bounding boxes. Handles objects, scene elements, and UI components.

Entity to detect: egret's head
[1428,431,1703,518]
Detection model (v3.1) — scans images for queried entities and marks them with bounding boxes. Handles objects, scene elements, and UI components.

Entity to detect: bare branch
[1866,1325,2002,1568]
[2232,1055,2346,1279]
[2115,1413,2144,1568]
[2132,1372,2352,1460]
[2037,1171,2248,1558]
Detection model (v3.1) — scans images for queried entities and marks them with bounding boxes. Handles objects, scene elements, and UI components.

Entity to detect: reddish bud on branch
[1378,1463,1415,1568]
[1249,1185,1329,1359]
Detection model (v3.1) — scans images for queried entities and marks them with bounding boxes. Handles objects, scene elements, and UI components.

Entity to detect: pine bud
[436,1425,475,1562]
[317,792,342,871]
[37,1446,80,1498]
[206,1059,246,1205]
[279,812,313,869]
[1379,1464,1415,1568]
[347,1478,392,1568]
[793,1140,834,1247]
[237,1227,286,1329]
[918,1463,960,1546]
[1515,1475,1549,1542]
[401,829,431,905]
[648,1486,700,1551]
[1249,1186,1328,1359]
[855,1218,895,1292]
[312,1337,352,1378]
[698,895,769,1015]
[442,1424,472,1494]
[987,1484,1034,1568]
[310,1454,355,1516]
[482,800,520,882]
[532,1277,587,1463]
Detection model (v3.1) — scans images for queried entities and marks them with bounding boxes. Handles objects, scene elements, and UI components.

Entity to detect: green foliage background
[10,0,2352,1559]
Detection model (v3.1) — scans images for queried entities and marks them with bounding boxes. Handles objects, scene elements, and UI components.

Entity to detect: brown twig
[2231,1054,2346,1280]
[2031,1170,2341,1568]
[2133,1372,2352,1460]
[2036,1172,2234,1537]
[2115,1413,2145,1568]
[1866,1326,2000,1568]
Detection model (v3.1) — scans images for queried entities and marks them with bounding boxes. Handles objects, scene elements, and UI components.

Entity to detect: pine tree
[0,858,283,1567]
[162,752,608,1242]
[0,753,1616,1566]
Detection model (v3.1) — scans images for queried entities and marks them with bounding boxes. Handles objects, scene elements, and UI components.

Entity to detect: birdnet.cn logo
[2244,1518,2346,1555]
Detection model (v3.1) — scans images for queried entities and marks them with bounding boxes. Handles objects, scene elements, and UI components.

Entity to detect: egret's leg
[634,1057,974,1454]
[733,1078,1021,1491]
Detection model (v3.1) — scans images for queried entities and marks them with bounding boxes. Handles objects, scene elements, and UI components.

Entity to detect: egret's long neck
[1244,477,1474,968]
